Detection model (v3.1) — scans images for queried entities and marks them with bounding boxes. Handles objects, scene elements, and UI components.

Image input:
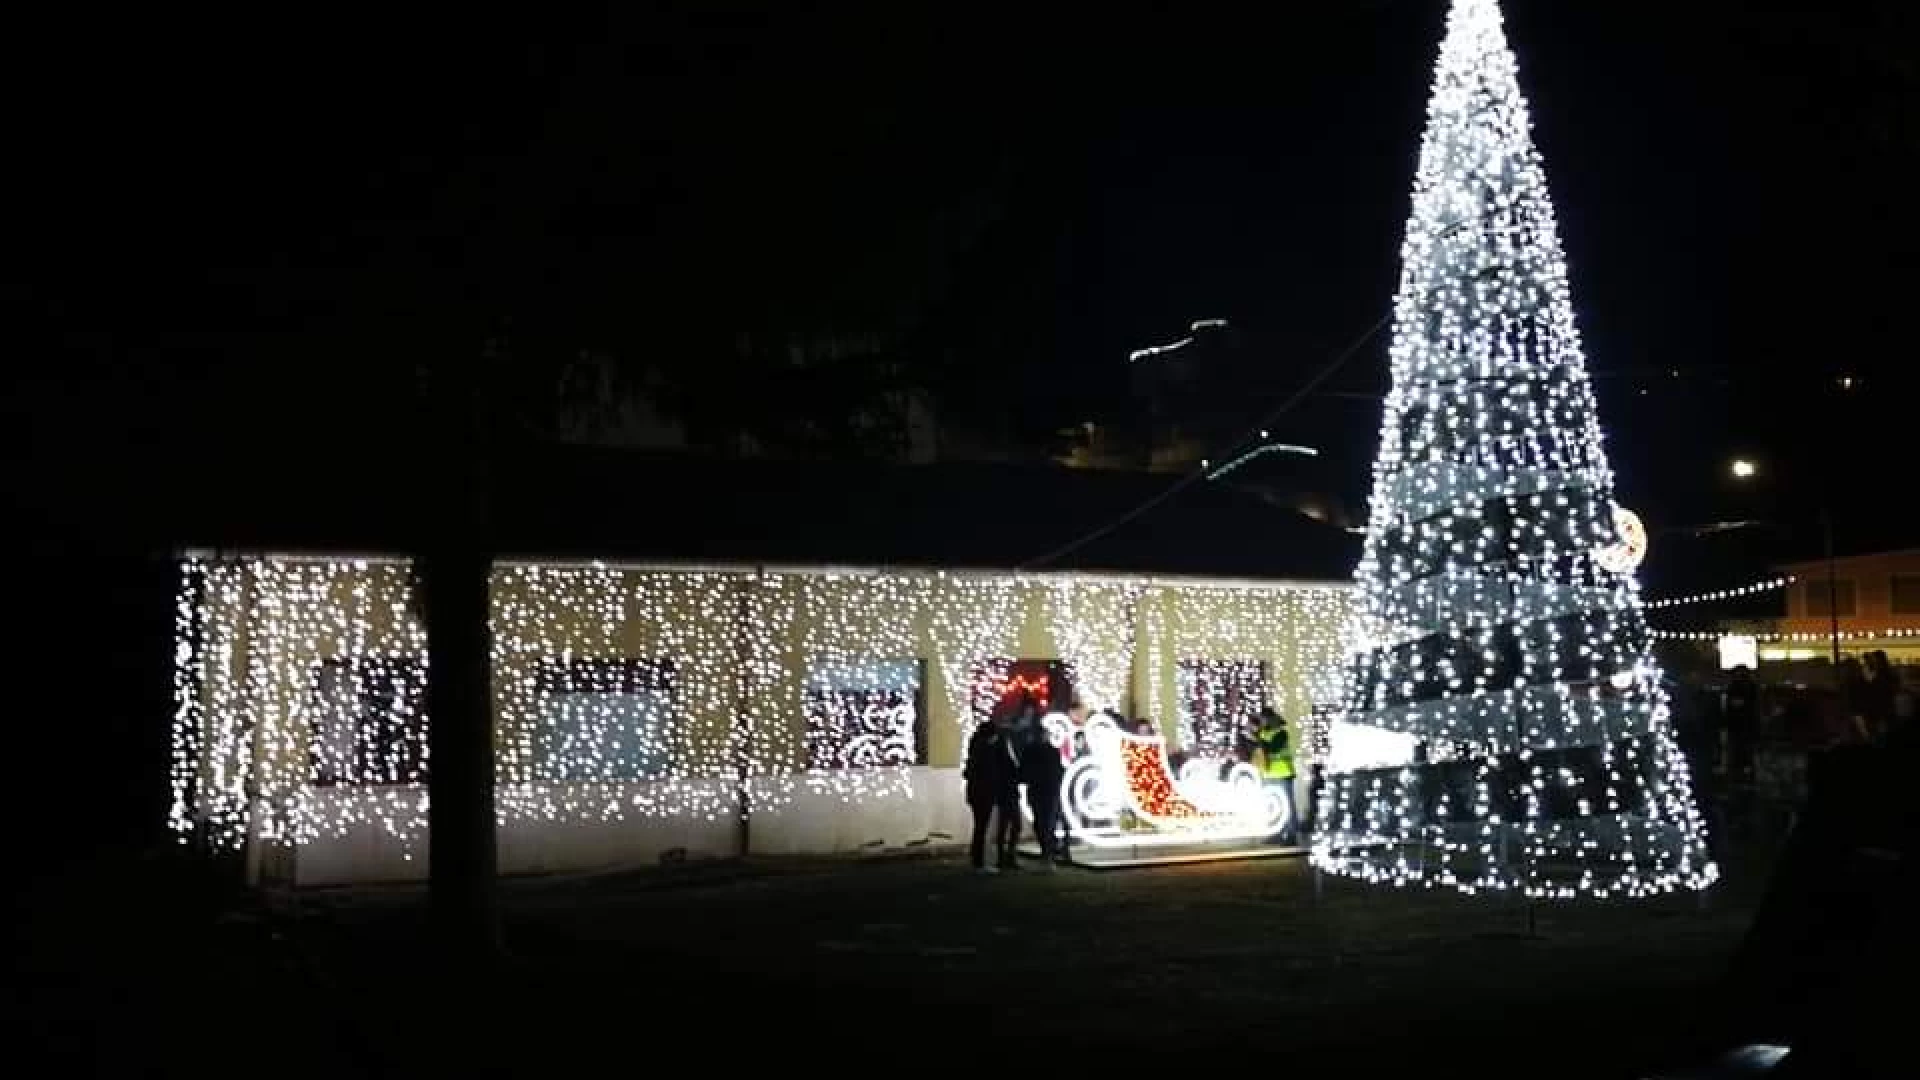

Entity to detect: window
[1892,575,1920,616]
[1176,660,1271,759]
[968,658,1077,722]
[1805,579,1857,618]
[530,658,676,782]
[1305,703,1339,762]
[803,658,927,769]
[307,656,428,786]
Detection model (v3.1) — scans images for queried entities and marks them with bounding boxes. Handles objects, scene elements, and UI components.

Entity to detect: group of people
[1711,655,1915,768]
[1836,650,1914,748]
[1673,655,1917,807]
[963,694,1083,873]
[962,695,1301,873]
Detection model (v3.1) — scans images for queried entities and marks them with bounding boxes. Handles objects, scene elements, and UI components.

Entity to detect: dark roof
[28,440,1359,581]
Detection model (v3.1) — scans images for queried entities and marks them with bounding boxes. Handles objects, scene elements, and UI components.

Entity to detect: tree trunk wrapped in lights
[1310,0,1717,899]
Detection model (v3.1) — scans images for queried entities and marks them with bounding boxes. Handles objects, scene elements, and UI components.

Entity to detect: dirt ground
[18,845,1773,1078]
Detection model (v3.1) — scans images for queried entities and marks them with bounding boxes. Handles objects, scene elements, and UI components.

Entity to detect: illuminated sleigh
[1041,713,1292,848]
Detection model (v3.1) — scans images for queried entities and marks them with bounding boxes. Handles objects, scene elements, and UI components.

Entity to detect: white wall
[748,768,969,856]
[287,768,972,886]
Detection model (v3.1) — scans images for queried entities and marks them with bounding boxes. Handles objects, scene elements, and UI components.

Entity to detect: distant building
[1769,548,1920,664]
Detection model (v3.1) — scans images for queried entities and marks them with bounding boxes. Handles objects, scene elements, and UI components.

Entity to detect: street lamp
[1722,460,1842,671]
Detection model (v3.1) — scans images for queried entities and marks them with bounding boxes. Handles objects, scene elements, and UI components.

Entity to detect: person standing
[1889,667,1919,754]
[993,699,1032,870]
[1028,697,1084,869]
[1669,677,1715,804]
[1860,650,1899,743]
[964,710,1015,875]
[1253,706,1297,844]
[1721,666,1760,784]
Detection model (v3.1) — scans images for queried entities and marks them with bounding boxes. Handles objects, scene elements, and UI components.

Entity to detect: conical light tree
[1310,0,1717,899]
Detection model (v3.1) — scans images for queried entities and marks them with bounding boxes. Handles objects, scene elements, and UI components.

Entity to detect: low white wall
[270,788,434,887]
[286,768,973,886]
[748,767,970,856]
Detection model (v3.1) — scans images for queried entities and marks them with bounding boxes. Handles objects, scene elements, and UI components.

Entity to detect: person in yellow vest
[1253,706,1297,844]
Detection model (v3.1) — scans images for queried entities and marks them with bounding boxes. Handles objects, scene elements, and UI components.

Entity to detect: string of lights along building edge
[1309,0,1718,900]
[171,558,1349,885]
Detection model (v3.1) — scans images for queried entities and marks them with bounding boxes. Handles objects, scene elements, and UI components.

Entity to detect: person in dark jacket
[964,711,1014,873]
[1721,666,1760,783]
[1026,697,1083,868]
[966,700,1027,873]
[1861,650,1899,742]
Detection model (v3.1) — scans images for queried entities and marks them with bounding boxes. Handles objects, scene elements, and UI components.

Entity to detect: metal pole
[1822,509,1841,671]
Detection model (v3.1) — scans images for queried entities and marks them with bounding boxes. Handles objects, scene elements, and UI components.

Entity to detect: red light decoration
[968,661,1058,717]
[1117,733,1235,823]
[1000,673,1051,708]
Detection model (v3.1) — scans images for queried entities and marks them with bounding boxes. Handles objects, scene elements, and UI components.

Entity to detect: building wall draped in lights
[172,555,1350,885]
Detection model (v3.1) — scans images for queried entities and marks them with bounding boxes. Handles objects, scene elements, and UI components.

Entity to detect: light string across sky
[1643,575,1793,611]
[1651,626,1920,644]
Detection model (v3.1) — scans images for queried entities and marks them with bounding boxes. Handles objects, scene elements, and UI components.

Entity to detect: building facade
[172,556,1351,885]
[1770,549,1920,664]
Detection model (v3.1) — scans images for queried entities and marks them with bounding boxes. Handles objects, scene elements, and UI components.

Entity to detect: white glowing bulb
[174,556,1358,866]
[1310,0,1715,901]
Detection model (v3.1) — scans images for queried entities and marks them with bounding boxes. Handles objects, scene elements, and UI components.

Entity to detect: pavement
[16,844,1776,1078]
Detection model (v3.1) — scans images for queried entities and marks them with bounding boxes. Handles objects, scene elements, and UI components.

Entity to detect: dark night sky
[20,0,1919,580]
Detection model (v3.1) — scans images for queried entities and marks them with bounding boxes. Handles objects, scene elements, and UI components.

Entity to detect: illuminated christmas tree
[1310,0,1717,899]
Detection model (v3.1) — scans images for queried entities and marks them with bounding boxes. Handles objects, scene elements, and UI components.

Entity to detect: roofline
[1774,547,1920,571]
[175,548,1353,593]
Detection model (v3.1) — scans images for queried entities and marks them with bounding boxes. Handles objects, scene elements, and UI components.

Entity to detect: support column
[425,335,498,966]
[426,549,497,962]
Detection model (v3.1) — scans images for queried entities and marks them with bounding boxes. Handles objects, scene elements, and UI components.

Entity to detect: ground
[18,842,1775,1078]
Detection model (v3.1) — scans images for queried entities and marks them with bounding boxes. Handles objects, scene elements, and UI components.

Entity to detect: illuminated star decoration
[1594,505,1647,575]
[1310,0,1717,900]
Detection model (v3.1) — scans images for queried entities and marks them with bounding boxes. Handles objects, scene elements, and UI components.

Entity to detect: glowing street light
[1730,459,1758,480]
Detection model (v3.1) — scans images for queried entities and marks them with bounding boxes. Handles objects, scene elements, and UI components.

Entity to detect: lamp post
[1727,458,1842,673]
[1820,508,1841,670]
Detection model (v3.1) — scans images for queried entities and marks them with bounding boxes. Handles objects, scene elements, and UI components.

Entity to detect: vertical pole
[427,338,498,968]
[1822,509,1842,671]
[426,550,495,959]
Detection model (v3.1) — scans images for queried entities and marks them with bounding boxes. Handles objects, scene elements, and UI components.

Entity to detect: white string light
[1311,0,1716,901]
[1644,575,1794,611]
[172,558,1356,856]
[1043,579,1143,717]
[1651,626,1920,644]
